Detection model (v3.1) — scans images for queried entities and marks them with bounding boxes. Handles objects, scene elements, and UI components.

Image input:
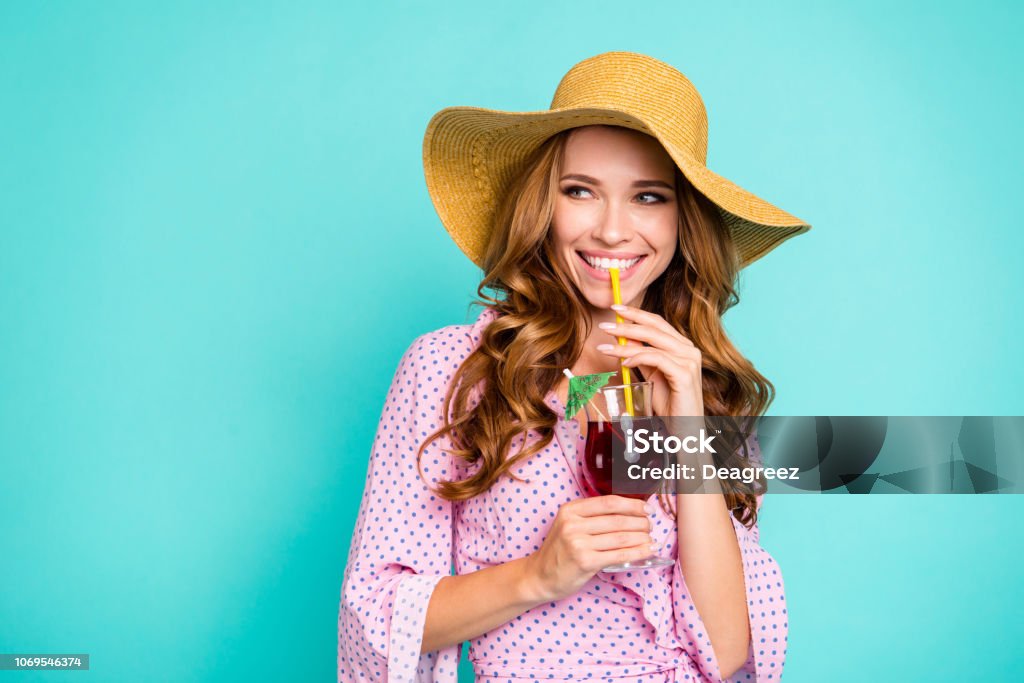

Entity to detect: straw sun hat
[423,51,811,269]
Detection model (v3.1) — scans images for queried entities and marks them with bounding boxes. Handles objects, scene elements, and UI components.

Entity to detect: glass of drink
[581,381,675,572]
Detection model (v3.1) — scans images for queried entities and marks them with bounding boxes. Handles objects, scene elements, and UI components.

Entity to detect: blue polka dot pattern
[338,308,788,683]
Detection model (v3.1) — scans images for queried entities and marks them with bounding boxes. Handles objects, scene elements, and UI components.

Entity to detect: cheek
[551,199,586,248]
[550,200,567,246]
[647,211,680,257]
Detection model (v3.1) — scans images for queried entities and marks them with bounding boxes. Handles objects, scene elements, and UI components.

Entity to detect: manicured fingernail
[596,343,614,352]
[598,322,616,330]
[644,501,656,514]
[610,304,627,311]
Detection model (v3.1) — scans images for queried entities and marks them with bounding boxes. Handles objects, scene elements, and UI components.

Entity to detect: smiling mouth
[576,251,647,275]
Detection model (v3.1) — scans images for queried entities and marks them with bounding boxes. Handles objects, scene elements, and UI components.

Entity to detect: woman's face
[550,125,680,312]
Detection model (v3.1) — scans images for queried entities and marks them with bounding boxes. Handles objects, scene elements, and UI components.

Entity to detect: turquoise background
[1,1,1022,681]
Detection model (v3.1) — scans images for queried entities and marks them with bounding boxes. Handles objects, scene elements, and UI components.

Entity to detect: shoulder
[384,307,499,413]
[398,306,500,374]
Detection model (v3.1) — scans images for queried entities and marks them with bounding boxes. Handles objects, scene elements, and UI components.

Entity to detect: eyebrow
[560,173,675,190]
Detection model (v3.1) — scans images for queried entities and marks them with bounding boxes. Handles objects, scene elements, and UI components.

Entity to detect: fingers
[579,512,653,535]
[569,495,648,518]
[598,322,700,359]
[621,349,683,371]
[588,530,656,552]
[590,541,661,568]
[598,345,684,372]
[549,498,669,577]
[600,319,694,354]
[597,305,701,373]
[598,344,700,377]
[610,304,690,343]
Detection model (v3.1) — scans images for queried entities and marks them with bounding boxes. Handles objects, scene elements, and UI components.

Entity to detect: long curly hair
[416,126,772,529]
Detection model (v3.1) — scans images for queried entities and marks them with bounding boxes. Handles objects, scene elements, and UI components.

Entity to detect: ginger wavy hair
[416,126,773,529]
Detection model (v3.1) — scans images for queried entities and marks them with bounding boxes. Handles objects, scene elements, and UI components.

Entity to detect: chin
[582,293,616,310]
[579,286,638,310]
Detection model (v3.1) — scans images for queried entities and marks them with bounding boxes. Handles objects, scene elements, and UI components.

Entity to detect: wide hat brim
[423,54,811,270]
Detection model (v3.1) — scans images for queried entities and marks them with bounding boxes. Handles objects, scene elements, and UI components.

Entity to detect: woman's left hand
[596,304,705,417]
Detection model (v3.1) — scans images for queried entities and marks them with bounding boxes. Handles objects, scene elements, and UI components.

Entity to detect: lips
[576,251,647,281]
[580,253,641,270]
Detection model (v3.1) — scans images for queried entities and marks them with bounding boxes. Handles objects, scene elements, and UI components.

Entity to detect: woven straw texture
[423,52,811,269]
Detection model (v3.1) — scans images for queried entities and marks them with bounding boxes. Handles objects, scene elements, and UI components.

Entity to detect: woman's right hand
[520,495,658,602]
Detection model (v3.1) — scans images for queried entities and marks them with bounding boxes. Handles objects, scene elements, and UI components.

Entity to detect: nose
[592,201,634,245]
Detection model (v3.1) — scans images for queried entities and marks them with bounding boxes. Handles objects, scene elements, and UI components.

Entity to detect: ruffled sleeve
[338,331,464,683]
[671,430,788,682]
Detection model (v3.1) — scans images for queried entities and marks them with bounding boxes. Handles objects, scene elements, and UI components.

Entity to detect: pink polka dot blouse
[338,307,788,683]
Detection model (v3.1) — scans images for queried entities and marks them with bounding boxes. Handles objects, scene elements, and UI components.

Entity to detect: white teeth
[582,254,641,271]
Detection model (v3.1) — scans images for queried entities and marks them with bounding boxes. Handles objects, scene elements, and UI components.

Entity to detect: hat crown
[549,52,709,164]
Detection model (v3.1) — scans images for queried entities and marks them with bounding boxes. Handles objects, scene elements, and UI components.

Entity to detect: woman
[338,52,810,683]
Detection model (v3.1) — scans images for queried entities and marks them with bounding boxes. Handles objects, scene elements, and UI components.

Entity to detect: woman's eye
[564,185,592,199]
[637,192,668,204]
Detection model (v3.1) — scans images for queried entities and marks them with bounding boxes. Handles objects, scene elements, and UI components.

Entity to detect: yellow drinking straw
[608,267,635,416]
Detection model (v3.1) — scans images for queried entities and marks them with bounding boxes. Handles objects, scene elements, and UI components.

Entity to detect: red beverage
[582,417,667,500]
[576,382,676,571]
